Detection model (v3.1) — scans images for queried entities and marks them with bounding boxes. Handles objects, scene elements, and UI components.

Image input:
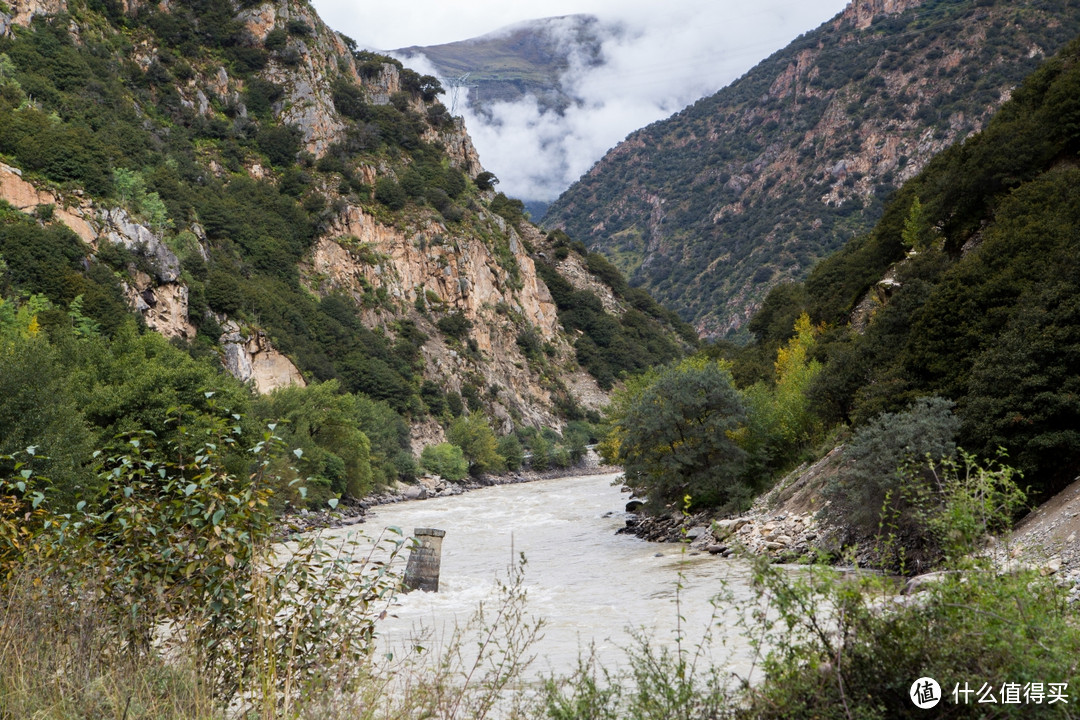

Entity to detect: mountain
[394,14,612,117]
[544,0,1080,337]
[0,0,692,501]
[740,28,1080,499]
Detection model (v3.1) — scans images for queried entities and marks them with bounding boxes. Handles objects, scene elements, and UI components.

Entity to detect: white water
[320,472,764,683]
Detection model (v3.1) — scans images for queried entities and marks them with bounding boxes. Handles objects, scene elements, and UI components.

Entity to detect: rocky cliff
[0,0,636,434]
[544,0,1080,337]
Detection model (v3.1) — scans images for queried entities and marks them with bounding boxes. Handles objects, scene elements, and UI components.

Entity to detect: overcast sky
[310,0,851,202]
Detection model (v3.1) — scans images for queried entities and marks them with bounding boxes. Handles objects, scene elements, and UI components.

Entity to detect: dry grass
[0,571,218,720]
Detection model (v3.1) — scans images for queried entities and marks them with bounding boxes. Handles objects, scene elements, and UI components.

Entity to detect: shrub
[1,416,408,710]
[447,413,506,476]
[436,310,472,341]
[256,124,301,167]
[374,177,406,210]
[822,396,960,568]
[419,442,468,481]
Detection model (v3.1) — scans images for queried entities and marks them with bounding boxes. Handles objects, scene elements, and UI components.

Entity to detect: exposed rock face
[839,0,925,30]
[99,208,181,283]
[125,272,197,341]
[0,163,97,243]
[304,202,572,428]
[2,0,67,35]
[220,320,306,395]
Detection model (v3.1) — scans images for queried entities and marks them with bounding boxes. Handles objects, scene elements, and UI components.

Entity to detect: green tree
[0,300,93,508]
[253,381,375,501]
[419,442,468,481]
[738,313,823,482]
[497,433,524,472]
[447,413,506,476]
[606,358,748,511]
[900,195,932,250]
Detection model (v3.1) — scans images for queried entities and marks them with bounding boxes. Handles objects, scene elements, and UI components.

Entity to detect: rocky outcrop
[125,272,197,341]
[304,202,576,429]
[838,0,925,30]
[1,0,67,35]
[220,320,306,394]
[99,208,181,283]
[0,163,97,243]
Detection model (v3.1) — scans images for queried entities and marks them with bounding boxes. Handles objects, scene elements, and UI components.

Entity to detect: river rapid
[319,471,765,684]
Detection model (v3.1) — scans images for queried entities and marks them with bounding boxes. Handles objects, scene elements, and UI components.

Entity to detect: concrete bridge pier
[403,527,445,592]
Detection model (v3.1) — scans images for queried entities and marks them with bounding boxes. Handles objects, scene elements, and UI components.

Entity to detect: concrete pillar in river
[403,527,445,592]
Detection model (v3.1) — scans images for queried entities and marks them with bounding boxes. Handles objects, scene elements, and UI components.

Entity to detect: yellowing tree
[739,314,823,481]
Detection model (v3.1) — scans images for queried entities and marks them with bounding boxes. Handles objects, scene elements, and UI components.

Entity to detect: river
[319,471,766,686]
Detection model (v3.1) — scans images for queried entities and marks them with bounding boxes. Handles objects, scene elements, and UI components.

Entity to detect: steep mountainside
[545,0,1080,337]
[0,0,688,443]
[743,29,1080,499]
[394,15,610,117]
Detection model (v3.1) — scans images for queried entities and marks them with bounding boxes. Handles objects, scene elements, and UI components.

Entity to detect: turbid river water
[318,471,766,685]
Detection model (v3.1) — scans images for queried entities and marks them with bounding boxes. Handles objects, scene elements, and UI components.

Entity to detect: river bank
[615,447,1080,602]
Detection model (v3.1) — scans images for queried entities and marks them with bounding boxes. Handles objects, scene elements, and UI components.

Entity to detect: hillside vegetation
[0,0,690,509]
[545,0,1080,337]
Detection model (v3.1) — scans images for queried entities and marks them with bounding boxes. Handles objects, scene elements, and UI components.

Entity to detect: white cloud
[311,0,850,201]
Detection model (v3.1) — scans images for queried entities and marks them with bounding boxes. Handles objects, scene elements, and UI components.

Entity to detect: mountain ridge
[544,0,1080,337]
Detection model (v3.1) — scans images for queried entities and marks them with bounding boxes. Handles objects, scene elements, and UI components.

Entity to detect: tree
[420,442,468,481]
[606,358,748,511]
[447,413,506,476]
[253,381,375,501]
[474,171,498,192]
[738,313,823,482]
[901,196,932,250]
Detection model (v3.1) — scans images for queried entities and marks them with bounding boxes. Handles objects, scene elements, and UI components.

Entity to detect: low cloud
[316,0,849,203]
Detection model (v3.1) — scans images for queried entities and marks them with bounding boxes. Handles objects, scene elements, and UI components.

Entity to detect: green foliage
[475,171,498,191]
[737,314,823,484]
[374,176,406,209]
[255,124,301,167]
[605,358,748,512]
[0,210,128,333]
[447,413,506,476]
[822,396,960,568]
[420,442,468,481]
[437,310,472,341]
[253,381,377,502]
[900,196,932,250]
[0,310,93,510]
[535,261,682,390]
[791,38,1080,498]
[740,552,1079,719]
[497,433,524,472]
[1,415,408,711]
[490,192,527,225]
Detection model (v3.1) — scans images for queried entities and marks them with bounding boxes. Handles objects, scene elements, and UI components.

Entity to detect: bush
[447,413,506,476]
[436,310,472,341]
[256,124,301,167]
[822,396,960,568]
[374,177,406,210]
[419,442,468,481]
[1,416,408,710]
